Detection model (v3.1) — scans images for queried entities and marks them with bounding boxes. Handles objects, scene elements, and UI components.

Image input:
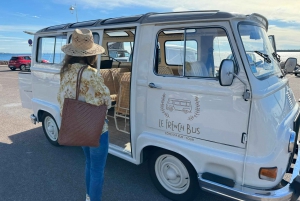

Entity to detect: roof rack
[141,10,233,24]
[100,15,143,25]
[40,23,70,32]
[69,20,100,28]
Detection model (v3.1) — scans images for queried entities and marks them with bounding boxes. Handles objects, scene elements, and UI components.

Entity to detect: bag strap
[75,65,88,100]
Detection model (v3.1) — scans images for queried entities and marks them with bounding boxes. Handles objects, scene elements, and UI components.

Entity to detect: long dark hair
[60,54,97,80]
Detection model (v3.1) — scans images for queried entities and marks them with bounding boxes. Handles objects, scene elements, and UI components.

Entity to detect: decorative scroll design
[188,96,200,121]
[160,93,169,118]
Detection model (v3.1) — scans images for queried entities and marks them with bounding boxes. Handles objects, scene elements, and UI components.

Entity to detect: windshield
[238,24,282,79]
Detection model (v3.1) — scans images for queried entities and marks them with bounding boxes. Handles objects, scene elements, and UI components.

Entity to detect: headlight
[288,130,296,153]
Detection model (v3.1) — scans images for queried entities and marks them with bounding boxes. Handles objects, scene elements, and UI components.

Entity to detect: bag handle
[75,65,88,100]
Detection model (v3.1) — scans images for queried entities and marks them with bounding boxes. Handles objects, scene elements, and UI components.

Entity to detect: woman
[58,28,111,201]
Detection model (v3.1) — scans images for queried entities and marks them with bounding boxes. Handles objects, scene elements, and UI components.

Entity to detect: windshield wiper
[272,52,281,62]
[254,51,271,63]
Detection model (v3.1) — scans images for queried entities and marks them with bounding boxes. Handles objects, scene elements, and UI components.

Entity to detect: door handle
[148,82,161,89]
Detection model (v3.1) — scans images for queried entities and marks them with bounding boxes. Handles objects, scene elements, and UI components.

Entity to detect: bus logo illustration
[160,93,200,121]
[166,98,192,114]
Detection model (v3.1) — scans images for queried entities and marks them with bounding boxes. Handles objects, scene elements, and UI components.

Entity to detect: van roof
[37,10,268,33]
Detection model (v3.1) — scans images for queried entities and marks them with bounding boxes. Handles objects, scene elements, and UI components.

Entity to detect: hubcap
[44,116,58,141]
[155,154,190,194]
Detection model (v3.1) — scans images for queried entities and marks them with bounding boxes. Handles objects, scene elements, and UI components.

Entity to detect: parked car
[8,56,31,71]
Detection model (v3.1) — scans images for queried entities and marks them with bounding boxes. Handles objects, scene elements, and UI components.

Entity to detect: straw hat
[61,29,105,57]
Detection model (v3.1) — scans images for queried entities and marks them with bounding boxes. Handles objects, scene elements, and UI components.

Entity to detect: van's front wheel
[149,149,199,201]
[42,113,60,146]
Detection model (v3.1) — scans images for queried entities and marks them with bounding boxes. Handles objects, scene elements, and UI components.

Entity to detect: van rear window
[10,57,18,60]
[37,35,67,64]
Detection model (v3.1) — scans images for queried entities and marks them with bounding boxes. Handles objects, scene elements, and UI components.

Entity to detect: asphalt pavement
[0,65,299,201]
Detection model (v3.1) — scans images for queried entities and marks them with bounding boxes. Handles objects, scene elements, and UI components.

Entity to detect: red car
[8,56,31,71]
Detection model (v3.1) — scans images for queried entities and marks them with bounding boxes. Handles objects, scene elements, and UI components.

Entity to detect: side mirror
[219,59,234,86]
[285,57,297,73]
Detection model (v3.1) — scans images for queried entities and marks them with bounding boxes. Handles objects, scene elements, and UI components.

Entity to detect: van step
[202,172,235,188]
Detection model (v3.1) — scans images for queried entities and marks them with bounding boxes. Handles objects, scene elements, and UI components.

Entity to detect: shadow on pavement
[0,127,227,201]
[0,127,85,201]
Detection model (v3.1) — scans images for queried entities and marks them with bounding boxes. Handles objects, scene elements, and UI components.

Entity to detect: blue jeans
[82,131,109,201]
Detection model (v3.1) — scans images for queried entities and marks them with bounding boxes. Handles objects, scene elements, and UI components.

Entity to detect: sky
[0,0,300,53]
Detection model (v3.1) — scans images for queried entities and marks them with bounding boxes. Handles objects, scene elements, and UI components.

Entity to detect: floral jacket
[57,63,111,134]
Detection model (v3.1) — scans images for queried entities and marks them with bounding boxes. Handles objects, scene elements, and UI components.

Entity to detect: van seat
[115,72,131,115]
[179,61,209,77]
[110,68,130,94]
[158,66,173,75]
[114,72,131,134]
[100,69,117,101]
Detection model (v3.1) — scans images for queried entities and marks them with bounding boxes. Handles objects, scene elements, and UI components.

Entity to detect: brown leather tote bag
[58,65,107,147]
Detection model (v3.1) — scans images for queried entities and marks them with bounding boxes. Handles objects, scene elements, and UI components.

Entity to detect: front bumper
[198,148,300,201]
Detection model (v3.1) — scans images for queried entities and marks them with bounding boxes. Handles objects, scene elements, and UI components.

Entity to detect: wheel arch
[141,145,198,174]
[32,98,61,127]
[136,133,198,173]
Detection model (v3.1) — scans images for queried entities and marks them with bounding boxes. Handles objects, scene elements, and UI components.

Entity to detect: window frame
[237,22,281,80]
[36,34,67,64]
[154,26,239,79]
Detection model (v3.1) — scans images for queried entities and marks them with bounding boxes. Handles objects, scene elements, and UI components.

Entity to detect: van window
[107,42,133,62]
[37,35,67,64]
[165,40,197,65]
[213,36,238,74]
[238,24,281,79]
[155,27,237,78]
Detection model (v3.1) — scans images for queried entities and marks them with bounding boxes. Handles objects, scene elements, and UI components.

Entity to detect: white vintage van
[19,11,300,201]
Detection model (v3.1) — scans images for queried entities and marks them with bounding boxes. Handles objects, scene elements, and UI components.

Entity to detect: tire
[42,113,60,146]
[20,65,26,71]
[10,67,16,71]
[149,149,199,201]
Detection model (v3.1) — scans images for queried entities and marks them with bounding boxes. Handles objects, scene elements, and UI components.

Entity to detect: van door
[18,71,32,109]
[145,23,250,149]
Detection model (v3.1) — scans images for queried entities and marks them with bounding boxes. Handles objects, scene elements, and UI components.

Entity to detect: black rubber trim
[202,172,235,188]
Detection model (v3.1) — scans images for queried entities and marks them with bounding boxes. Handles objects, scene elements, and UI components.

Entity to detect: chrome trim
[30,114,37,124]
[198,148,300,201]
